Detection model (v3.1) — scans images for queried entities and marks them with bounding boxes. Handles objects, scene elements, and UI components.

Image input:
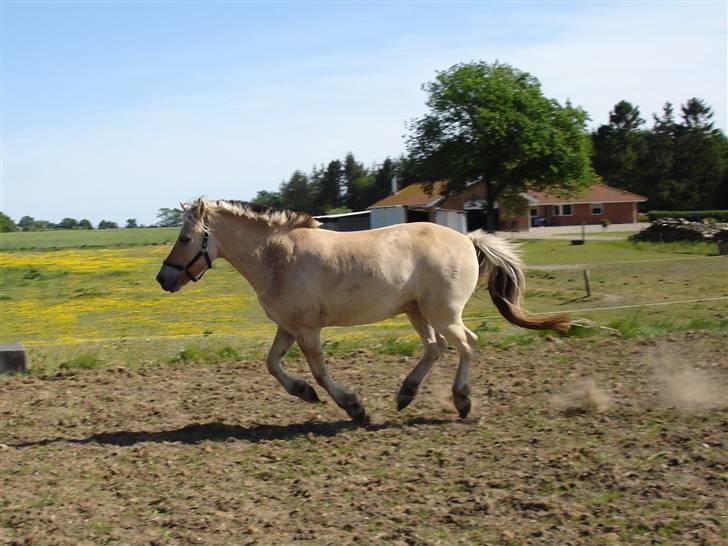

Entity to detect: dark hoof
[345,403,368,424]
[291,381,320,403]
[396,383,417,411]
[455,396,471,419]
[396,395,414,412]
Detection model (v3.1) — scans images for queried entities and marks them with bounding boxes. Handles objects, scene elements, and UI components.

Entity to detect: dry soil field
[1,330,726,545]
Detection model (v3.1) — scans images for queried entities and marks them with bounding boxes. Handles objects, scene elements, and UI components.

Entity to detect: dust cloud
[552,378,612,415]
[651,355,727,411]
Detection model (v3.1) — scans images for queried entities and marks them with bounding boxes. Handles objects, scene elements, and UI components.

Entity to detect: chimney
[391,175,398,195]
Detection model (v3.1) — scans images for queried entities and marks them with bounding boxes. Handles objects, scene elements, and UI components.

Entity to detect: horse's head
[156,199,219,293]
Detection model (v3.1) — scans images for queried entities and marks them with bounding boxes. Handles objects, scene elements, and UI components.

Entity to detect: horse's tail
[469,231,571,333]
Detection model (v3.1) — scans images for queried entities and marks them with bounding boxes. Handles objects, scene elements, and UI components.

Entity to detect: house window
[591,203,603,215]
[529,208,538,217]
[552,204,573,216]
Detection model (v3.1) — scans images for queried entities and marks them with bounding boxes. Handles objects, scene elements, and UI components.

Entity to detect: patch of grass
[72,288,109,298]
[322,334,371,355]
[170,343,244,364]
[521,239,717,266]
[286,344,304,359]
[487,331,539,349]
[607,311,728,338]
[473,320,500,334]
[0,227,180,251]
[86,521,113,535]
[2,237,725,372]
[59,353,104,370]
[22,268,42,280]
[216,345,242,361]
[591,490,623,504]
[377,335,420,356]
[170,345,206,363]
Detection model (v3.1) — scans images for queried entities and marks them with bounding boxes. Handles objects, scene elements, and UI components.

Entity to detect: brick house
[524,185,647,228]
[369,181,647,232]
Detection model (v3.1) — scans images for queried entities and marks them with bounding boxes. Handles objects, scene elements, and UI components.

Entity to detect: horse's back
[291,221,480,299]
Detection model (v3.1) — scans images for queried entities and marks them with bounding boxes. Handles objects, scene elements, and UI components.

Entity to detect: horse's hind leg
[266,327,320,403]
[397,306,448,411]
[296,329,367,423]
[425,310,478,419]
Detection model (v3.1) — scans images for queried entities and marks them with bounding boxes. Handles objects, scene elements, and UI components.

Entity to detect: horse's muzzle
[156,267,181,293]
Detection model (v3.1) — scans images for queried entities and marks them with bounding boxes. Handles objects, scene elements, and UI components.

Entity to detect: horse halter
[163,218,213,282]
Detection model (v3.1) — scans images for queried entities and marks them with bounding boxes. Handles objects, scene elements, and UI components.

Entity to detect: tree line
[0,214,136,233]
[258,97,725,217]
[591,98,727,210]
[252,153,426,216]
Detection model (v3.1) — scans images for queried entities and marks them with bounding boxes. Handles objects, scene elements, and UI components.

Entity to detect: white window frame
[591,203,604,215]
[552,204,573,216]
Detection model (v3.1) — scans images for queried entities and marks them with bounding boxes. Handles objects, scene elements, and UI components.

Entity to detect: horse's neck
[213,214,279,294]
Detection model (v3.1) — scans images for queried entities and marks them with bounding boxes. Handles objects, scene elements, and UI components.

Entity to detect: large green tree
[280,170,314,214]
[316,159,344,211]
[372,158,397,203]
[252,190,283,209]
[635,99,727,210]
[672,99,727,209]
[407,61,595,230]
[343,152,368,209]
[58,217,79,230]
[156,207,184,227]
[17,216,35,231]
[0,212,18,232]
[591,100,647,191]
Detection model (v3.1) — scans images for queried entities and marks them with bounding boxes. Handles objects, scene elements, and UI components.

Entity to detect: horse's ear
[180,202,188,211]
[195,199,207,218]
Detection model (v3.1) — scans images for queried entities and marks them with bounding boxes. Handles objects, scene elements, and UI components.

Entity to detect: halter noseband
[162,218,213,283]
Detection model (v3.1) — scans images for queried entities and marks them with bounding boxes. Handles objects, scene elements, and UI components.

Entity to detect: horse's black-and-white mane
[184,198,321,230]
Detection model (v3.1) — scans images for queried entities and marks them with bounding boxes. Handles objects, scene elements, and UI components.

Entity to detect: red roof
[528,184,647,204]
[369,181,647,209]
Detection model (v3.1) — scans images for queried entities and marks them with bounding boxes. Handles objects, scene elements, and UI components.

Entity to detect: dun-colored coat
[157,199,569,422]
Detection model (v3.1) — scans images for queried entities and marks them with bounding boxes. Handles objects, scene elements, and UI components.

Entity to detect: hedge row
[647,210,728,222]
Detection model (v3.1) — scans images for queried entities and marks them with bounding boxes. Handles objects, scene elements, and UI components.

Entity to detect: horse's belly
[321,292,409,327]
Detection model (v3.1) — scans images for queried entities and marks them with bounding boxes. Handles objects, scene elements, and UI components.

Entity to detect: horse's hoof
[455,396,471,419]
[396,383,417,411]
[291,381,320,403]
[346,403,367,424]
[396,395,414,412]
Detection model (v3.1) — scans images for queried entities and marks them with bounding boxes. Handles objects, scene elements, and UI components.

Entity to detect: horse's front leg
[266,326,320,403]
[296,329,367,424]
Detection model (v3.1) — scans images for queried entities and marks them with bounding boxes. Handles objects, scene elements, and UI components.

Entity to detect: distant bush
[170,344,243,364]
[647,210,728,222]
[60,353,103,370]
[0,211,18,232]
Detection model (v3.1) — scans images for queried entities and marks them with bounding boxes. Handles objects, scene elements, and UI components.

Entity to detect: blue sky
[2,1,726,226]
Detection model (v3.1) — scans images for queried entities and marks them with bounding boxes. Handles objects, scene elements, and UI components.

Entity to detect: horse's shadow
[9,417,453,449]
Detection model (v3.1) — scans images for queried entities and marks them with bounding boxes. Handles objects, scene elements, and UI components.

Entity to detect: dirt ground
[1,331,726,546]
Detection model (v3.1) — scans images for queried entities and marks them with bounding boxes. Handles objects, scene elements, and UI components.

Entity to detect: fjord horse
[156,199,569,423]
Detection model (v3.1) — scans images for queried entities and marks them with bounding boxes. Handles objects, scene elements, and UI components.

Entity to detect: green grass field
[1,229,725,373]
[0,227,179,251]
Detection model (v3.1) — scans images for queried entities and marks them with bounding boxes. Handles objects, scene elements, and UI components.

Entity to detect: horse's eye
[180,235,192,244]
